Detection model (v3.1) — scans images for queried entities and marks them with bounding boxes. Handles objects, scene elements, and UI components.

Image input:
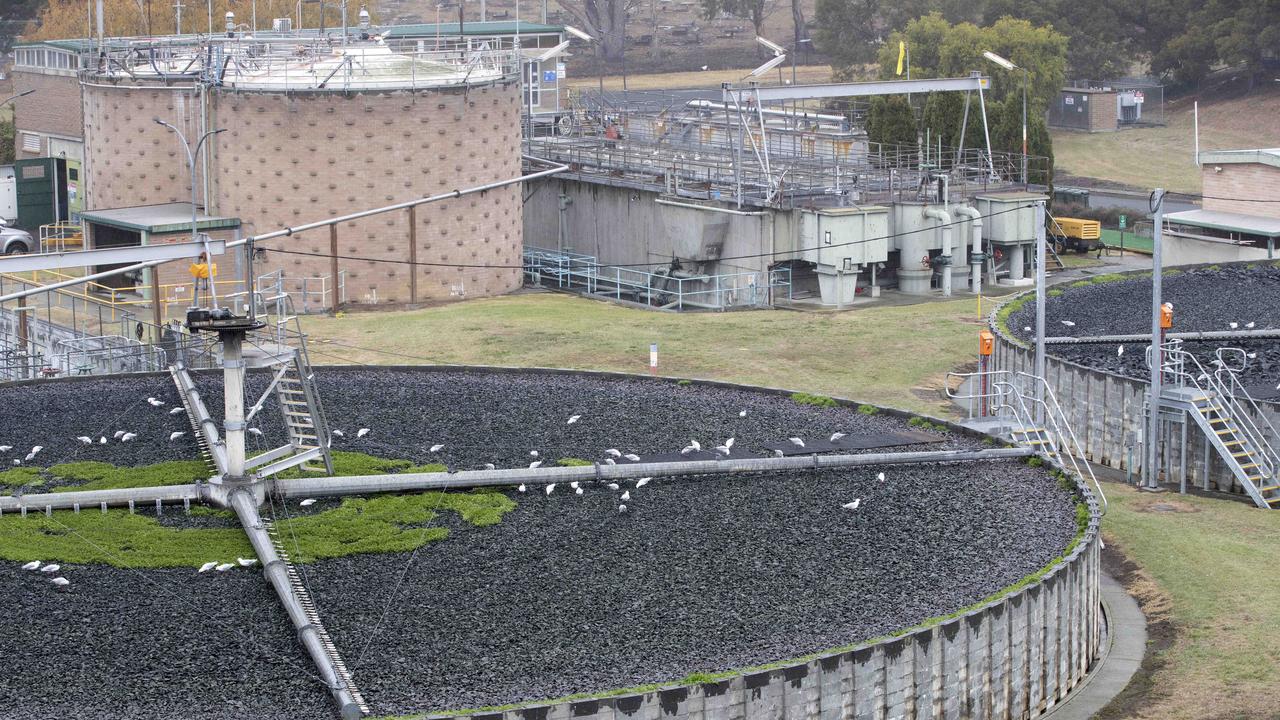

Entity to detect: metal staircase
[242,296,334,478]
[1151,342,1280,508]
[947,369,1107,512]
[262,515,370,715]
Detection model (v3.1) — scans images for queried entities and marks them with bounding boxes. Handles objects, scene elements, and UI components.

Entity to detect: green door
[14,157,58,233]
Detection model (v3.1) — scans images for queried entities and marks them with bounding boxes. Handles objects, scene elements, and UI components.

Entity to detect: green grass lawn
[1100,484,1280,719]
[300,293,987,416]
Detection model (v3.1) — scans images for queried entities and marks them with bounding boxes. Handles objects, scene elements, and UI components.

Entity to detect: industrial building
[1161,148,1280,264]
[523,77,1051,308]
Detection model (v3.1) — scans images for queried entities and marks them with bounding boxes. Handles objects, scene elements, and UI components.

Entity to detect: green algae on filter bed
[0,453,512,568]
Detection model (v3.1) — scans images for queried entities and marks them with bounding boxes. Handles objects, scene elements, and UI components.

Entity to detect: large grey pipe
[227,489,364,720]
[276,447,1034,498]
[0,448,1034,512]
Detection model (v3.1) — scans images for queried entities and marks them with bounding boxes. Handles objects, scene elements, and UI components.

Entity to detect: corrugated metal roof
[81,203,241,234]
[1164,209,1280,238]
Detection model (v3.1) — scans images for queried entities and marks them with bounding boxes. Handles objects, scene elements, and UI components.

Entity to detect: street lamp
[983,50,1028,185]
[153,118,227,306]
[0,89,36,108]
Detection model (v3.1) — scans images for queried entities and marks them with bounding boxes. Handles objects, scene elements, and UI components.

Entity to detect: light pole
[0,89,36,108]
[154,118,227,306]
[982,51,1028,185]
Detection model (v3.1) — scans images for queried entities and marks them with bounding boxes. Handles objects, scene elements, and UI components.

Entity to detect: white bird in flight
[789,437,805,447]
[237,558,258,567]
[636,478,651,488]
[169,407,185,415]
[300,498,317,507]
[430,444,445,452]
[76,436,93,445]
[21,561,41,571]
[40,564,60,574]
[198,561,218,573]
[147,397,165,407]
[545,483,555,495]
[842,499,861,511]
[567,415,581,425]
[121,433,137,442]
[215,563,235,572]
[530,460,543,469]
[356,428,370,438]
[169,432,185,441]
[620,490,631,501]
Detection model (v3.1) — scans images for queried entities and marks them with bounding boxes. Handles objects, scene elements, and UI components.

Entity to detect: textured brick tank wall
[215,83,524,306]
[81,83,206,211]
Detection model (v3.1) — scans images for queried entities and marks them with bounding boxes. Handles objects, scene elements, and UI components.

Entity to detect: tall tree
[813,0,886,68]
[700,0,775,42]
[558,0,635,62]
[865,94,918,147]
[1,0,44,54]
[984,0,1130,81]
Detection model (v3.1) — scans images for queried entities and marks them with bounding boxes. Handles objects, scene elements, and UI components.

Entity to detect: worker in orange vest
[189,252,217,305]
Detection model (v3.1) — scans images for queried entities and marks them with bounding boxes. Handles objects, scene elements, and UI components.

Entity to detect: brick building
[1162,149,1280,265]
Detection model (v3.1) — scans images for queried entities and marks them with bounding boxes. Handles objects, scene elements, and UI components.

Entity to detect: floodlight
[747,53,787,78]
[756,36,785,56]
[535,41,572,63]
[982,51,1017,71]
[565,25,594,42]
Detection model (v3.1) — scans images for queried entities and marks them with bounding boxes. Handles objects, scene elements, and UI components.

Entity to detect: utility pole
[1145,188,1166,490]
[155,119,227,307]
[1034,200,1046,423]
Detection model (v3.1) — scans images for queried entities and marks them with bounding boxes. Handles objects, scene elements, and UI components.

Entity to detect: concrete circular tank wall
[81,78,524,306]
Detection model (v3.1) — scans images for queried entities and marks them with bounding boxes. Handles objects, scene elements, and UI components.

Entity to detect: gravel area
[0,369,1080,718]
[1008,264,1280,396]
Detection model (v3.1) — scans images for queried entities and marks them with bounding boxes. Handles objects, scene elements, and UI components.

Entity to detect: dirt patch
[1129,497,1202,514]
[1095,541,1176,720]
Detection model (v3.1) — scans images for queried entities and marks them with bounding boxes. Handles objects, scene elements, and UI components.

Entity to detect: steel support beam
[227,489,365,720]
[172,364,230,474]
[723,76,990,104]
[0,483,203,513]
[0,239,226,274]
[276,447,1034,498]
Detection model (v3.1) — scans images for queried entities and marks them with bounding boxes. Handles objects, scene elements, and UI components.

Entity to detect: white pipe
[684,100,846,124]
[924,207,953,296]
[654,198,768,216]
[953,205,982,295]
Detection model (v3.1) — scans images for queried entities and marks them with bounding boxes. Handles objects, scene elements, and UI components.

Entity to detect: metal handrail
[1153,340,1279,483]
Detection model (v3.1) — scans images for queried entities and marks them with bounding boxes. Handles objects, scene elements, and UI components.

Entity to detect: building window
[22,133,41,154]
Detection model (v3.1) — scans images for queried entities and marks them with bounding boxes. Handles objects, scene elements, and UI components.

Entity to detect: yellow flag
[896,41,905,76]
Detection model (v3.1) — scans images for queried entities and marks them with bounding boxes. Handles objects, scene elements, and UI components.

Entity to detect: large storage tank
[81,42,524,307]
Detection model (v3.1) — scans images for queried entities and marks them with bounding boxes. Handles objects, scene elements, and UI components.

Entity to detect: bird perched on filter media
[49,577,71,589]
[518,484,527,493]
[530,460,543,469]
[40,564,60,574]
[121,433,137,442]
[237,558,258,567]
[169,432,185,441]
[215,563,235,572]
[605,448,621,458]
[738,409,747,417]
[530,450,539,458]
[567,415,581,425]
[248,428,263,438]
[21,561,40,571]
[76,436,93,445]
[789,437,805,447]
[624,454,640,462]
[570,481,580,490]
[575,487,584,495]
[1061,320,1075,327]
[842,499,861,511]
[356,428,370,438]
[198,562,218,573]
[169,407,185,415]
[545,483,555,495]
[331,429,344,438]
[830,432,846,442]
[300,498,317,507]
[113,431,126,440]
[147,397,165,407]
[636,478,651,488]
[607,482,620,490]
[430,444,444,452]
[618,504,628,513]
[620,490,631,501]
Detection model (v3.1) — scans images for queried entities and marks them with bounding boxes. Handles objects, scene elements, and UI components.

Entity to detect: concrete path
[1044,571,1148,720]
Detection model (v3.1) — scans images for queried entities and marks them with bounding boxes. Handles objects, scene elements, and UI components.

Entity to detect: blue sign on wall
[542,69,557,83]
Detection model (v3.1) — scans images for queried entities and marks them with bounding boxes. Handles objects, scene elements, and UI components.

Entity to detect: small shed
[1048,88,1117,133]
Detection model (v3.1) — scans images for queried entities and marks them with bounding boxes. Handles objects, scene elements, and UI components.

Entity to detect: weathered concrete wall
[989,293,1280,494]
[1162,233,1272,267]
